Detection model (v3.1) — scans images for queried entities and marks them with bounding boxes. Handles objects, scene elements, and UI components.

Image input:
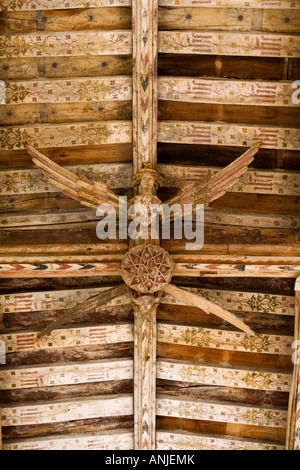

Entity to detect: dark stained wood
[158,54,288,80]
[158,101,300,127]
[157,343,293,371]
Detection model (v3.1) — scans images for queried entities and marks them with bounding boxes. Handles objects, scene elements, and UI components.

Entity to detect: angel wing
[164,142,261,208]
[26,145,120,211]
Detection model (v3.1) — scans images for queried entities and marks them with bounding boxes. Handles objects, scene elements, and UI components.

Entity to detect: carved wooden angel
[26,142,261,338]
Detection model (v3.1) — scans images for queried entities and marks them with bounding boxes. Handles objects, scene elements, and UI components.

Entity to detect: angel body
[26,143,261,337]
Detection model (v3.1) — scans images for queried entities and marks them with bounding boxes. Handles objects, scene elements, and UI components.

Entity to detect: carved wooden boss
[26,0,261,451]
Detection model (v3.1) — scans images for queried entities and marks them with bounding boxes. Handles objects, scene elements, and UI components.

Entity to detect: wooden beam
[158,77,298,107]
[173,263,300,278]
[158,324,293,356]
[131,0,158,451]
[2,430,133,451]
[159,164,300,196]
[0,358,133,390]
[0,0,132,11]
[157,396,288,428]
[1,394,133,426]
[0,324,133,354]
[0,121,132,150]
[0,163,132,195]
[0,31,132,58]
[158,121,300,151]
[1,163,299,196]
[157,359,292,392]
[286,276,300,449]
[132,0,158,172]
[4,77,132,105]
[0,262,121,278]
[156,431,285,451]
[158,31,300,58]
[158,0,299,8]
[2,0,299,11]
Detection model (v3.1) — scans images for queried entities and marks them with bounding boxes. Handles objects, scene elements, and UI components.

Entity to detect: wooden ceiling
[0,0,300,451]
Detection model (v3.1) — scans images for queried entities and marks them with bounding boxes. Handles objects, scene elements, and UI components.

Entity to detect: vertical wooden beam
[132,0,158,450]
[134,308,157,450]
[286,276,300,449]
[132,0,158,173]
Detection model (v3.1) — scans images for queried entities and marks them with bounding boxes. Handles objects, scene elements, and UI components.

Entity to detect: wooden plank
[159,7,252,31]
[158,324,293,356]
[159,164,300,196]
[157,396,288,428]
[0,31,132,58]
[0,163,132,195]
[3,430,133,450]
[0,324,133,353]
[1,162,298,196]
[161,287,295,316]
[262,9,300,33]
[1,285,293,315]
[173,263,300,278]
[286,276,300,449]
[158,0,300,8]
[158,77,298,107]
[0,8,132,34]
[203,209,300,231]
[158,121,300,151]
[0,81,4,105]
[0,359,133,390]
[157,359,291,392]
[156,431,285,450]
[0,121,132,150]
[4,77,132,105]
[2,0,299,10]
[0,0,131,11]
[1,395,133,426]
[0,286,129,314]
[1,208,299,230]
[0,262,121,278]
[158,31,300,58]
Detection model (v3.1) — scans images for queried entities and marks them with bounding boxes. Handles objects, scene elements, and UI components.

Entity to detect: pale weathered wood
[0,81,4,105]
[159,164,300,196]
[3,430,134,451]
[2,0,300,10]
[163,284,255,336]
[286,277,300,449]
[158,77,298,107]
[0,286,129,314]
[156,431,285,451]
[0,163,132,195]
[1,163,299,196]
[158,324,293,356]
[158,0,300,8]
[157,396,288,428]
[158,31,300,57]
[158,122,300,151]
[132,0,158,172]
[0,0,131,11]
[0,324,133,353]
[1,394,133,426]
[0,122,132,150]
[1,285,293,315]
[0,359,133,390]
[4,77,132,105]
[157,359,292,392]
[0,31,132,58]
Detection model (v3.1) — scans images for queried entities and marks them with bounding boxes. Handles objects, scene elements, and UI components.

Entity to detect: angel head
[131,164,163,195]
